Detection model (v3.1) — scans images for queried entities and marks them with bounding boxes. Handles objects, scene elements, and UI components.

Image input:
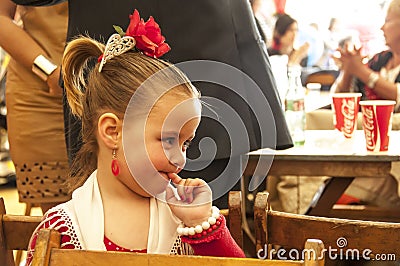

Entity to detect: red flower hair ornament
[98,9,171,72]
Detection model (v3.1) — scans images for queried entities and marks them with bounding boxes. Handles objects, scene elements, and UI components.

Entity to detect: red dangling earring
[111,148,120,176]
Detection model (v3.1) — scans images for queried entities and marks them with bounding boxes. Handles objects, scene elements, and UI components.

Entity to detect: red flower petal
[141,35,158,47]
[132,9,140,25]
[135,36,157,53]
[121,9,170,58]
[133,19,146,36]
[126,9,141,36]
[155,43,171,57]
[145,28,162,44]
[145,16,159,29]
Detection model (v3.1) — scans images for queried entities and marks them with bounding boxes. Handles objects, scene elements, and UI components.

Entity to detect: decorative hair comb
[98,9,171,72]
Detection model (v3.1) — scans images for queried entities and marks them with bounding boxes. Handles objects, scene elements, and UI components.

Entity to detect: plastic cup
[331,93,362,138]
[360,100,395,152]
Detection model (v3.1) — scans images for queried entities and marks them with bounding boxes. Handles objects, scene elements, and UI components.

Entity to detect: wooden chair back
[220,191,243,249]
[0,197,42,266]
[254,192,400,262]
[31,229,324,266]
[304,70,339,91]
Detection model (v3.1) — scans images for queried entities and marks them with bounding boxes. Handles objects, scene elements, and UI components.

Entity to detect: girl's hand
[166,173,213,227]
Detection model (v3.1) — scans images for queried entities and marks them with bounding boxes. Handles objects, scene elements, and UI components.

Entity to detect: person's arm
[332,70,354,93]
[335,47,398,100]
[180,215,246,258]
[0,0,62,94]
[352,65,398,101]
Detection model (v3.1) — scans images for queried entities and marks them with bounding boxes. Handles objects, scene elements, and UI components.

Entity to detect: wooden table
[242,130,400,222]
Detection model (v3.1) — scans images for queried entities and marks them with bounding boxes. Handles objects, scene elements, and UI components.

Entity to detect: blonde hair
[62,36,199,191]
[387,0,400,15]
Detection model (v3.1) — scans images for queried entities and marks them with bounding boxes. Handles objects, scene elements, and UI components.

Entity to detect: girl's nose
[166,148,186,171]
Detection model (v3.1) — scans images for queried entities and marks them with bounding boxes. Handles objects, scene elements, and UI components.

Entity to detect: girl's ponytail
[62,36,104,117]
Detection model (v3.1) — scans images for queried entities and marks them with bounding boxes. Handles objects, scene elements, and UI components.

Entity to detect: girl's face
[381,8,400,49]
[280,22,298,49]
[121,90,201,197]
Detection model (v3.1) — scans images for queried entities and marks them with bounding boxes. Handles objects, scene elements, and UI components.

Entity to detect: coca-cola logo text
[362,106,376,150]
[341,98,356,137]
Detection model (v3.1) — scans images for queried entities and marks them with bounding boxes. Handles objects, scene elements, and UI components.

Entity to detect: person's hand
[166,173,213,227]
[334,44,365,75]
[288,42,310,66]
[46,68,63,96]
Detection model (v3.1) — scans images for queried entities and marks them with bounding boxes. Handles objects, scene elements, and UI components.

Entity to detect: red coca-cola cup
[360,100,395,152]
[332,93,362,138]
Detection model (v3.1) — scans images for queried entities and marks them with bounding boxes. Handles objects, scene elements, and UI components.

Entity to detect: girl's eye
[162,137,175,147]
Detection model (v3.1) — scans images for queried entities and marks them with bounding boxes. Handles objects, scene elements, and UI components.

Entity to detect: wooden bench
[31,228,324,266]
[0,197,42,266]
[254,191,400,263]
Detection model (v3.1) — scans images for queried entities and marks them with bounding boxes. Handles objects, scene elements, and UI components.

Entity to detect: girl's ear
[98,113,122,149]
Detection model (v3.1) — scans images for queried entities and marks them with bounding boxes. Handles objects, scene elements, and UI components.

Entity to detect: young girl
[26,9,245,264]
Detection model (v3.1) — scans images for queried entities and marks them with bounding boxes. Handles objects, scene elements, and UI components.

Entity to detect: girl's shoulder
[25,204,82,266]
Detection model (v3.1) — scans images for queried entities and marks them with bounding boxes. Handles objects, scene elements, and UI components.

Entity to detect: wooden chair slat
[227,191,243,248]
[330,204,400,223]
[0,197,42,266]
[267,210,400,256]
[3,215,42,250]
[0,198,14,266]
[254,191,400,262]
[32,229,312,266]
[49,250,305,266]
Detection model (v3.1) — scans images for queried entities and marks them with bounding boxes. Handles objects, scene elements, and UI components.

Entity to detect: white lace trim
[42,206,82,249]
[26,206,82,265]
[170,236,194,255]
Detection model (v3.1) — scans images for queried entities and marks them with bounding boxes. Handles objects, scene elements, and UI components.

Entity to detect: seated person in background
[332,0,400,113]
[267,13,309,67]
[25,11,244,265]
[330,0,400,208]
